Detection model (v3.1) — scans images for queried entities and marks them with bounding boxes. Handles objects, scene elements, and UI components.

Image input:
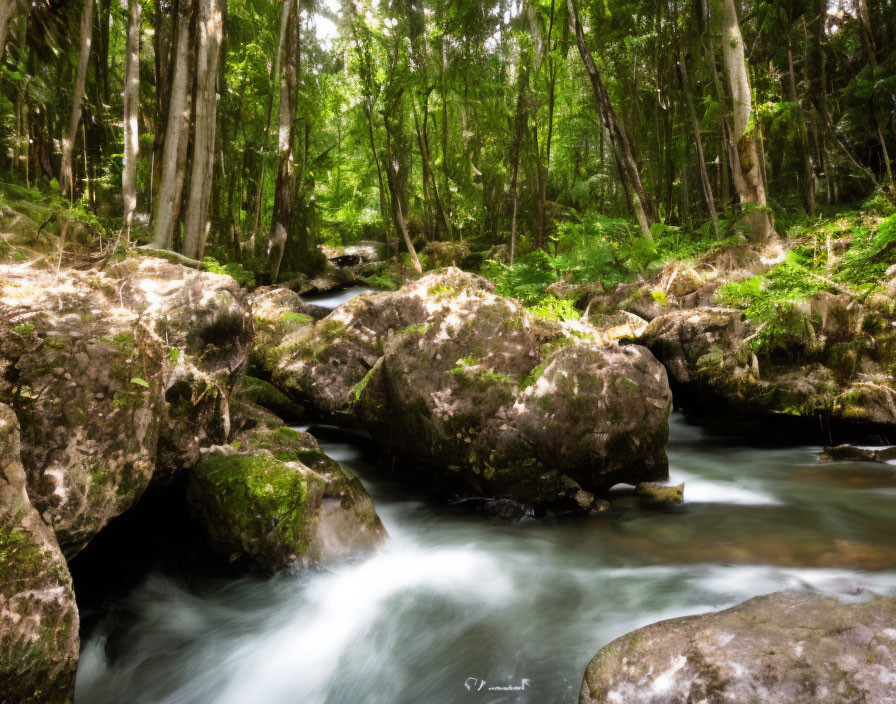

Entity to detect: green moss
[12,323,35,336]
[191,452,317,566]
[282,311,313,325]
[428,282,461,299]
[349,365,379,404]
[397,322,430,336]
[448,357,517,393]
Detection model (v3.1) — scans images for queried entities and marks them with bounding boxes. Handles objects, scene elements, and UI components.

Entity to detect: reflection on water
[75,414,896,704]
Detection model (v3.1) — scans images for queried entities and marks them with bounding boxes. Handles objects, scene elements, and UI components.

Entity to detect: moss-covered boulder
[270,269,671,510]
[640,302,896,433]
[248,286,322,379]
[579,590,896,704]
[0,404,79,704]
[188,422,386,573]
[273,267,495,417]
[635,482,684,507]
[0,257,253,554]
[361,295,671,507]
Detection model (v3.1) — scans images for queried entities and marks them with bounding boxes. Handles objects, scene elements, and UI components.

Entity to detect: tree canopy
[0,0,893,281]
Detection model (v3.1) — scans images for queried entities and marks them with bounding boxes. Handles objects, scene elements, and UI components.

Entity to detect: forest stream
[70,292,896,704]
[72,415,896,704]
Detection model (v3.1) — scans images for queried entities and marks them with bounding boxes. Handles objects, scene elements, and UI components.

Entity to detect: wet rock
[822,444,896,464]
[0,404,79,704]
[635,482,684,507]
[0,257,253,554]
[188,419,386,574]
[274,269,672,509]
[579,590,896,704]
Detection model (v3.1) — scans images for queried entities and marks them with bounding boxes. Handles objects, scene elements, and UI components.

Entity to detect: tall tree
[717,0,776,245]
[268,0,299,282]
[59,0,95,199]
[122,0,141,234]
[567,0,654,241]
[152,0,193,250]
[182,0,224,259]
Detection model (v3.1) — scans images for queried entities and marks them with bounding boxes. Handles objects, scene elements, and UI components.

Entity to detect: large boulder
[248,286,324,380]
[0,257,253,554]
[579,590,896,704]
[640,303,896,431]
[273,268,495,417]
[0,404,79,704]
[273,269,672,508]
[188,418,386,573]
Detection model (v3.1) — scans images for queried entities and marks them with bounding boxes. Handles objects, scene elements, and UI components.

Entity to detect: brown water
[74,413,896,704]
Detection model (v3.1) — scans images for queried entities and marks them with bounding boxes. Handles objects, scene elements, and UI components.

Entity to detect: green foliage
[365,273,398,291]
[201,257,256,288]
[481,250,559,305]
[528,297,580,322]
[835,214,896,286]
[716,255,823,354]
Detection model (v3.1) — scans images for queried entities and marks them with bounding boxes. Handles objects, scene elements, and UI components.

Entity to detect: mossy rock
[635,482,684,508]
[188,424,385,574]
[238,376,305,421]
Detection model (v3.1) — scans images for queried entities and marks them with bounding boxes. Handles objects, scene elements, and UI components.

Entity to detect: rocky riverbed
[2,256,895,703]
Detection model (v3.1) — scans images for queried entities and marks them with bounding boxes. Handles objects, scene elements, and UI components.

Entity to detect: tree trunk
[182,0,224,260]
[267,0,298,282]
[787,39,816,215]
[59,0,95,200]
[509,68,528,265]
[717,0,776,245]
[383,111,422,274]
[250,0,289,258]
[122,0,141,233]
[567,0,653,241]
[677,46,719,237]
[151,0,192,250]
[0,0,15,61]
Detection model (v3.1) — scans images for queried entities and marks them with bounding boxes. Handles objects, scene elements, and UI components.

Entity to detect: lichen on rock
[579,590,896,704]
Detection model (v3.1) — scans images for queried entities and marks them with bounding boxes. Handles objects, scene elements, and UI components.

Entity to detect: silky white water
[74,414,896,704]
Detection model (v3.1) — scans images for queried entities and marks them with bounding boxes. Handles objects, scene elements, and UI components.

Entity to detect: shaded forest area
[0,0,894,285]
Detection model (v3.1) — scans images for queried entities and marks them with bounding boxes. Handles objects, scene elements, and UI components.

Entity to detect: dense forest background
[0,0,894,286]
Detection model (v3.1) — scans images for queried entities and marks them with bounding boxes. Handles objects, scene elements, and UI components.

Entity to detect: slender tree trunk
[250,0,289,257]
[787,39,816,215]
[383,111,422,274]
[59,0,95,200]
[122,0,141,234]
[855,1,893,185]
[509,69,527,265]
[151,0,173,214]
[151,0,192,249]
[267,0,299,282]
[717,0,776,245]
[568,0,653,240]
[806,7,836,203]
[182,0,223,259]
[0,0,15,61]
[677,46,719,236]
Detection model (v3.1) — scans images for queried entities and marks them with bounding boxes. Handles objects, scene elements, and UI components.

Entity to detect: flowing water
[74,414,896,704]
